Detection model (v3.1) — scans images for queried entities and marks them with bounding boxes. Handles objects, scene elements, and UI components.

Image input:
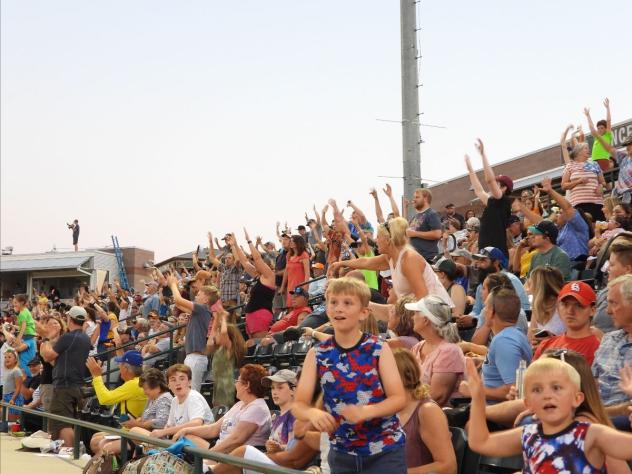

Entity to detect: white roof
[0,251,94,272]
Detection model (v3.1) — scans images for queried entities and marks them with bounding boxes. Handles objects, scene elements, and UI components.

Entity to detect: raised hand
[540,177,553,193]
[243,227,251,242]
[369,187,378,199]
[475,138,485,155]
[604,97,610,109]
[383,183,393,197]
[464,154,473,171]
[465,357,485,401]
[583,107,590,117]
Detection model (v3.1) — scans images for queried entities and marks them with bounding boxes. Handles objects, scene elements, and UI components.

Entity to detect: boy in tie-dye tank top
[292,277,407,474]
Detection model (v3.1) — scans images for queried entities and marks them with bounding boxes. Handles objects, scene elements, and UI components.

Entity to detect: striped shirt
[563,160,603,207]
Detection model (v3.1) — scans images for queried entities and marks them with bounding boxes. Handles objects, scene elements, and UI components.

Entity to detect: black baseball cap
[528,220,559,244]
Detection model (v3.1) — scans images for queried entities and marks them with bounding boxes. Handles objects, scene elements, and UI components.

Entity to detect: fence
[0,401,305,474]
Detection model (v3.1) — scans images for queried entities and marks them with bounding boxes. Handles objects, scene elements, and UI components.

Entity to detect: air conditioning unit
[1,246,13,255]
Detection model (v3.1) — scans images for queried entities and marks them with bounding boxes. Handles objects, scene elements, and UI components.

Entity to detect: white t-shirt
[219,398,271,446]
[85,321,98,355]
[118,308,130,330]
[166,390,213,427]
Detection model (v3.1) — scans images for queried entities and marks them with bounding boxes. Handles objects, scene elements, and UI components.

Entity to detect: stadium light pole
[400,0,422,218]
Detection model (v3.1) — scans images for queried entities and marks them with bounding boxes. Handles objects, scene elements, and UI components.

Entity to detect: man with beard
[458,246,530,334]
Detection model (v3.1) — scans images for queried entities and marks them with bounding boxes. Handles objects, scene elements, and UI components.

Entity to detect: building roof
[0,255,91,272]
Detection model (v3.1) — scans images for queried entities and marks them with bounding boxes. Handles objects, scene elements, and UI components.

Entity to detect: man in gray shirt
[168,276,219,392]
[407,188,443,262]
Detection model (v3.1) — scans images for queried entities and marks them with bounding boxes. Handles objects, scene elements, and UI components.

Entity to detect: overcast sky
[2,0,631,261]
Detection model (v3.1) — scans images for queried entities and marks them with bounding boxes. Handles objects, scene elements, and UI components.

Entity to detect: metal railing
[0,401,304,474]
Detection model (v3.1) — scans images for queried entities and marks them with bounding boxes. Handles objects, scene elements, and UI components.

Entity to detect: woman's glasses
[382,221,391,236]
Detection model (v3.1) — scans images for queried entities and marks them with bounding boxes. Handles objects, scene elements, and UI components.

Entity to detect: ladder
[111,235,130,290]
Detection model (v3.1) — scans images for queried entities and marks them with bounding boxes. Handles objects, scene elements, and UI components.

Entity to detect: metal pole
[400,0,422,219]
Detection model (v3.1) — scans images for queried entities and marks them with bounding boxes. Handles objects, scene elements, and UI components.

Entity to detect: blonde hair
[529,266,563,326]
[361,313,380,335]
[393,348,430,400]
[199,285,220,305]
[376,217,409,248]
[326,277,371,308]
[524,357,581,391]
[608,273,632,301]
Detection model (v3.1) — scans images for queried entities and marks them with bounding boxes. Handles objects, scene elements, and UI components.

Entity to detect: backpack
[82,453,118,474]
[118,451,193,474]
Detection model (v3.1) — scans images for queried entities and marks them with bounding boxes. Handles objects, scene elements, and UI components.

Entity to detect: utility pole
[400,0,421,218]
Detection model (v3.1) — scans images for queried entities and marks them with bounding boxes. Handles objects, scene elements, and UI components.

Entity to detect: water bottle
[79,441,86,457]
[516,360,527,400]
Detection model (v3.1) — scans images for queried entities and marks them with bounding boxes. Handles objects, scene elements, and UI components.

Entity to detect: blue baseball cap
[290,286,309,298]
[473,246,508,269]
[114,350,143,367]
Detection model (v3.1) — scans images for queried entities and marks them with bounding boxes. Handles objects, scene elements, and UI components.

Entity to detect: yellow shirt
[106,313,119,339]
[520,249,538,279]
[92,375,147,418]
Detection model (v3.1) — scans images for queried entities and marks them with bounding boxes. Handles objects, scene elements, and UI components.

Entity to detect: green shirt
[359,249,379,290]
[591,131,613,160]
[528,246,572,281]
[17,308,36,337]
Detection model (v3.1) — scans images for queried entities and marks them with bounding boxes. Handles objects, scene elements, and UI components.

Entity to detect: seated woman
[386,295,421,349]
[92,368,173,456]
[131,364,213,441]
[526,266,565,345]
[434,259,467,317]
[211,369,318,474]
[393,348,457,474]
[406,295,465,407]
[173,364,271,457]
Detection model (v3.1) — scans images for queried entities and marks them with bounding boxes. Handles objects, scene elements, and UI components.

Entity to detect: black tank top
[245,279,275,314]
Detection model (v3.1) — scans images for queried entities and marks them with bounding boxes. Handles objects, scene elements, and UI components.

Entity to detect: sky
[2,0,631,261]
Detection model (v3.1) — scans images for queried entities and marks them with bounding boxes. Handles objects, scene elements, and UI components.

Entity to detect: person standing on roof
[67,219,79,251]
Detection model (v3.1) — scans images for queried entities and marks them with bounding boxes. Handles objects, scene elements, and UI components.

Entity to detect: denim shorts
[328,446,406,474]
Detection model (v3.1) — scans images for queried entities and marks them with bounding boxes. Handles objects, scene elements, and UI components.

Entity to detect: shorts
[39,384,54,412]
[328,446,406,474]
[48,386,84,438]
[242,445,278,474]
[18,337,37,377]
[245,309,273,336]
[3,392,24,416]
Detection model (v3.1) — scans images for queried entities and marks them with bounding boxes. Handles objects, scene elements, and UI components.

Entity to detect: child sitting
[466,357,632,472]
[293,277,407,474]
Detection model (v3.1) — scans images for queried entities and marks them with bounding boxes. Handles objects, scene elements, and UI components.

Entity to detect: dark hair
[107,301,118,314]
[139,368,169,393]
[596,119,607,128]
[490,288,520,323]
[84,306,97,322]
[239,364,267,398]
[290,235,307,257]
[14,294,28,305]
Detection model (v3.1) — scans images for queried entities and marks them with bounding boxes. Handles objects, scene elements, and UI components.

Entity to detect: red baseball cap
[557,281,596,306]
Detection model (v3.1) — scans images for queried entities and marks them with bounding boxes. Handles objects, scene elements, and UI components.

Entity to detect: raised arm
[586,108,617,157]
[604,97,612,131]
[229,233,256,277]
[383,183,400,218]
[245,229,275,284]
[560,125,573,164]
[347,200,368,225]
[168,275,194,313]
[207,232,221,267]
[320,205,331,235]
[477,139,503,199]
[465,154,490,206]
[540,177,575,224]
[370,188,386,224]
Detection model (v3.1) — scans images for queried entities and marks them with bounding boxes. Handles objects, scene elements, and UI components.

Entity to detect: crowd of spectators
[2,100,632,473]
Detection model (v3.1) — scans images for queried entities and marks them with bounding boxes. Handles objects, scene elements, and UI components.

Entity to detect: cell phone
[534,329,552,339]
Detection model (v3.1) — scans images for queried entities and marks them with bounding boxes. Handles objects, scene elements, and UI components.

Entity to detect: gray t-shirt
[185,303,212,354]
[408,208,442,261]
[2,366,23,393]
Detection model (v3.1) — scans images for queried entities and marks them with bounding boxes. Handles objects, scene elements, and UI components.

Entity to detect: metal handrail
[0,401,304,474]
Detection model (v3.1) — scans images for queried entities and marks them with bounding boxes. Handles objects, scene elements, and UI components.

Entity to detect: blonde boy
[466,358,632,472]
[292,277,407,474]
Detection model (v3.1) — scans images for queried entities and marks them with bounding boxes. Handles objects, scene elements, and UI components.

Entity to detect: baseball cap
[27,357,42,366]
[450,248,472,260]
[114,350,144,367]
[290,286,309,298]
[528,220,559,244]
[312,262,325,270]
[508,215,521,226]
[445,203,455,209]
[473,247,508,269]
[262,369,298,388]
[66,306,87,323]
[621,135,632,147]
[466,217,480,229]
[280,232,291,239]
[557,281,596,306]
[189,270,211,283]
[434,258,458,280]
[495,175,514,193]
[145,281,159,289]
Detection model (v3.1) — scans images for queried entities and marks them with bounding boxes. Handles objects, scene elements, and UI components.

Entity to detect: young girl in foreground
[466,357,632,472]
